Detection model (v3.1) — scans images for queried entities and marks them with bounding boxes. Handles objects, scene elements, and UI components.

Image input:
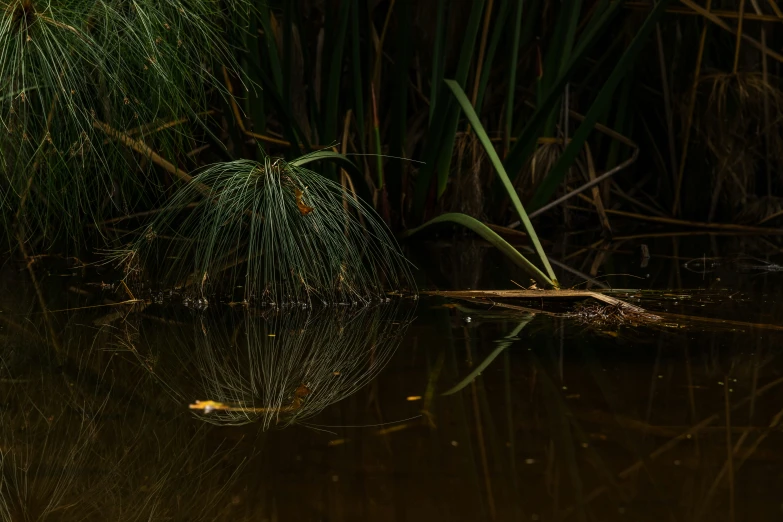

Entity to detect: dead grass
[572,301,662,328]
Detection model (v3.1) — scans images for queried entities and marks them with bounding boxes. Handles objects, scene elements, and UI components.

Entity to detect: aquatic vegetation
[121,303,413,427]
[403,81,559,289]
[0,0,245,242]
[113,154,414,303]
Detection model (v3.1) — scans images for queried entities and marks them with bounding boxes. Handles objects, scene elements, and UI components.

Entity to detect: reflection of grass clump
[123,303,413,427]
[115,155,414,304]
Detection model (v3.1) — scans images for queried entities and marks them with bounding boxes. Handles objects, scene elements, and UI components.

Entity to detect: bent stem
[401,213,555,288]
[444,79,559,287]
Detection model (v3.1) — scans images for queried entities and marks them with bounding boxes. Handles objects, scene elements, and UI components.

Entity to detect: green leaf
[290,150,363,180]
[504,0,525,154]
[401,212,554,288]
[443,79,558,286]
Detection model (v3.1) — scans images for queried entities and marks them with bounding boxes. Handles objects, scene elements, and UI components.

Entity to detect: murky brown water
[1,237,783,521]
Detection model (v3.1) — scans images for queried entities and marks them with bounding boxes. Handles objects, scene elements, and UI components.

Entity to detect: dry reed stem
[768,0,783,17]
[471,0,494,107]
[371,0,396,91]
[585,143,611,234]
[221,66,296,146]
[680,0,783,63]
[442,291,783,332]
[465,327,496,520]
[656,24,679,182]
[576,206,783,234]
[93,120,192,182]
[733,0,746,73]
[673,0,712,215]
[423,289,647,312]
[625,2,783,20]
[93,120,215,200]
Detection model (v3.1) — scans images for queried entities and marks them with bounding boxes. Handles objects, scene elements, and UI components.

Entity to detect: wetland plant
[113,154,415,304]
[0,0,243,242]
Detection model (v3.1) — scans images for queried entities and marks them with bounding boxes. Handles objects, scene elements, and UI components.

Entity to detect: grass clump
[0,0,245,243]
[115,154,414,304]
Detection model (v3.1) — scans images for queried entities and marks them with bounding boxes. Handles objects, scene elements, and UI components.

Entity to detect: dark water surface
[2,239,783,521]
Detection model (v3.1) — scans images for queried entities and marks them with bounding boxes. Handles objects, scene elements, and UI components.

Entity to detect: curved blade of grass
[444,79,558,287]
[442,316,534,396]
[290,150,363,180]
[401,213,554,288]
[528,0,670,211]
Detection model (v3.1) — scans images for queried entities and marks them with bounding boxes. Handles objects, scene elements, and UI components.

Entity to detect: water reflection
[0,324,250,522]
[120,303,414,427]
[2,249,783,520]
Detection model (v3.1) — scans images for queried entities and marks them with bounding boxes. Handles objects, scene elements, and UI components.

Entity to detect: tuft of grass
[115,153,415,304]
[0,0,248,243]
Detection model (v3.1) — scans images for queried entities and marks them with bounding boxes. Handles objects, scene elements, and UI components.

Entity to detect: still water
[1,237,783,521]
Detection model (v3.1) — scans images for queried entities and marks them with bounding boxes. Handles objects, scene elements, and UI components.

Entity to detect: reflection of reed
[0,387,100,521]
[0,333,249,522]
[124,303,414,427]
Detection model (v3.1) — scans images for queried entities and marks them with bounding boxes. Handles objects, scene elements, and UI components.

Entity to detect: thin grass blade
[401,212,553,287]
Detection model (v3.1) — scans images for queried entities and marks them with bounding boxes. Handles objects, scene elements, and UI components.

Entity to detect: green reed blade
[444,79,558,287]
[387,0,412,203]
[290,150,363,180]
[429,0,448,126]
[504,0,524,155]
[503,1,622,177]
[435,0,486,199]
[350,0,366,147]
[323,0,351,147]
[528,0,671,211]
[475,0,511,113]
[258,4,283,94]
[401,212,554,288]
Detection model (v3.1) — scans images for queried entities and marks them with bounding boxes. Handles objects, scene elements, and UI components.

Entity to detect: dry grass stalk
[572,301,661,328]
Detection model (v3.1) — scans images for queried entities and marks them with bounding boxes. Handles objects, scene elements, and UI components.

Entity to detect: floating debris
[572,302,662,328]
